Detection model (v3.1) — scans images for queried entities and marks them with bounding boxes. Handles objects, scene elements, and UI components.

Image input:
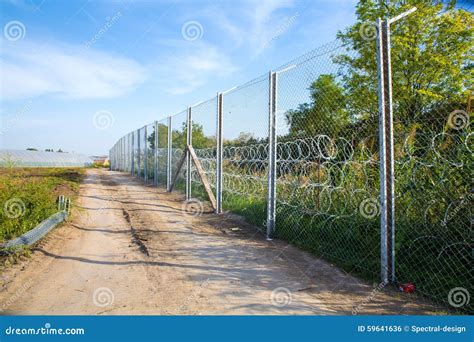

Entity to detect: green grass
[0,168,84,243]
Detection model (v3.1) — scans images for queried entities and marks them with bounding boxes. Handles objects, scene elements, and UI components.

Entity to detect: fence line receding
[110,7,473,313]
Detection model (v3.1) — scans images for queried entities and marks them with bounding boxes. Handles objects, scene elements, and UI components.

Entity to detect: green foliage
[224,132,260,147]
[286,0,472,136]
[286,74,349,137]
[0,168,83,243]
[172,122,215,149]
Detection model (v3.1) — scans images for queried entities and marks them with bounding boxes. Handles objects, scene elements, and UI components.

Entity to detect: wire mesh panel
[132,130,139,177]
[138,127,146,179]
[390,8,473,312]
[222,75,269,229]
[146,123,155,183]
[156,119,168,186]
[191,98,217,201]
[276,40,381,279]
[171,111,188,191]
[120,137,124,170]
[126,133,132,173]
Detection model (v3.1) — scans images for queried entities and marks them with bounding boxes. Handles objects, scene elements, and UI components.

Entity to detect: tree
[335,0,472,130]
[146,123,170,150]
[172,122,214,149]
[285,74,349,137]
[285,0,473,137]
[224,132,260,146]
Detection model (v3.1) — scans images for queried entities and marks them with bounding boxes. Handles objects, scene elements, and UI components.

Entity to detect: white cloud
[0,39,147,101]
[153,41,237,95]
[211,0,296,54]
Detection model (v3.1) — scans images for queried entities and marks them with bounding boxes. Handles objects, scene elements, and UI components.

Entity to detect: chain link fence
[109,5,472,313]
[274,40,382,280]
[222,75,269,228]
[389,8,473,313]
[190,99,217,201]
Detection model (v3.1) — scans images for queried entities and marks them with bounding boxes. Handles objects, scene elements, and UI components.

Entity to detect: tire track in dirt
[122,209,150,257]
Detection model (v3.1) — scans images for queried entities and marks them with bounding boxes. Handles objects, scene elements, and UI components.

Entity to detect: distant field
[0,168,84,243]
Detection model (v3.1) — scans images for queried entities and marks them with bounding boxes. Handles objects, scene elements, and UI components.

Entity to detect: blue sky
[2,0,361,155]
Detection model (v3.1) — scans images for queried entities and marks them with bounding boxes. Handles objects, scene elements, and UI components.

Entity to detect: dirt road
[0,169,440,315]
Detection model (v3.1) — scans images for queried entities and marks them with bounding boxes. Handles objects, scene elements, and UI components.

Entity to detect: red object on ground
[399,283,415,293]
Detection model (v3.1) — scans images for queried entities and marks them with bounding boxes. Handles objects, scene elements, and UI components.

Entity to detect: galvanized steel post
[167,116,172,191]
[137,128,141,179]
[144,125,148,182]
[377,17,396,284]
[216,92,224,214]
[266,71,277,240]
[131,132,135,176]
[154,121,159,185]
[186,107,192,200]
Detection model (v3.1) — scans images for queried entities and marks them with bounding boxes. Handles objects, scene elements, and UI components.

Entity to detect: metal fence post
[216,92,224,214]
[120,138,123,171]
[118,142,120,170]
[384,18,396,284]
[144,125,148,182]
[167,116,172,191]
[266,71,278,240]
[377,17,395,284]
[131,132,135,176]
[154,121,159,185]
[137,129,141,179]
[128,133,131,173]
[186,107,192,200]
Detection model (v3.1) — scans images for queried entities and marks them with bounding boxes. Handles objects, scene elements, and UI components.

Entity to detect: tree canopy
[285,0,473,138]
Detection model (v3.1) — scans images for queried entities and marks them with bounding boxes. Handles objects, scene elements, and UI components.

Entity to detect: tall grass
[0,168,84,243]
